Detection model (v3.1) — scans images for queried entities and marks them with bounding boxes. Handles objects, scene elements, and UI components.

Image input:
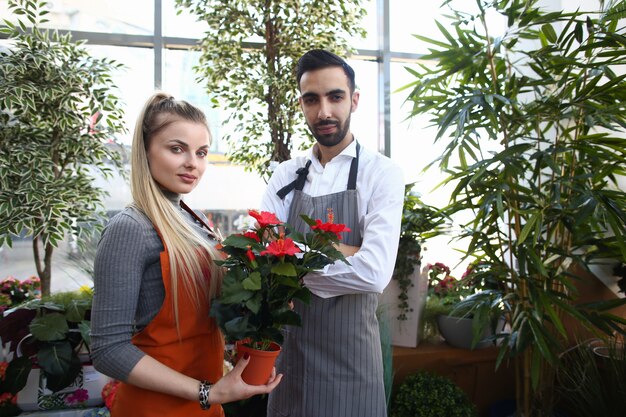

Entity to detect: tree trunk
[33,236,53,296]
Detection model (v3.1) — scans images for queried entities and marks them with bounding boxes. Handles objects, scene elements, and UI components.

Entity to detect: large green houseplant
[175,0,367,180]
[0,0,126,296]
[401,0,626,415]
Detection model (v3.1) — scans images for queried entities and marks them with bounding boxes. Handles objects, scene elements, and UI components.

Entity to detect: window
[1,0,524,287]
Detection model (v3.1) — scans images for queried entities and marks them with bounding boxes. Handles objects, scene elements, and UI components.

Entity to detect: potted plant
[210,209,349,385]
[391,184,448,321]
[1,277,41,316]
[554,337,626,417]
[390,370,478,417]
[0,0,126,296]
[384,183,449,347]
[401,0,626,414]
[0,288,110,413]
[422,262,506,349]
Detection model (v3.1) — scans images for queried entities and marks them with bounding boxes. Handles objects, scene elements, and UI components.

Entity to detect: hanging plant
[392,184,448,321]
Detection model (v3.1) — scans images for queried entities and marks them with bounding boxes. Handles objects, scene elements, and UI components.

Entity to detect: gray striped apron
[268,143,387,417]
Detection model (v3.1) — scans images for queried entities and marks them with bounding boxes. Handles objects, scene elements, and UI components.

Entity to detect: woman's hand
[208,354,283,404]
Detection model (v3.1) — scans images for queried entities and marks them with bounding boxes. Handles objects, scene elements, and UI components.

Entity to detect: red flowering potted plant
[211,209,349,384]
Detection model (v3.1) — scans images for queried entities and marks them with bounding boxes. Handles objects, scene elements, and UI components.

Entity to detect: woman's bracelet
[199,380,212,410]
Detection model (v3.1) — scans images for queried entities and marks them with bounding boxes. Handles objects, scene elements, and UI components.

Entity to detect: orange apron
[111,233,224,417]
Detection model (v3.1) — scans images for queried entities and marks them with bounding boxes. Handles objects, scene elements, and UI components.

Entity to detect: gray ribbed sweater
[90,195,213,382]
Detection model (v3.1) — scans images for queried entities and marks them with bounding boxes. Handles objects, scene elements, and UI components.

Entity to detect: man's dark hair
[296,49,356,93]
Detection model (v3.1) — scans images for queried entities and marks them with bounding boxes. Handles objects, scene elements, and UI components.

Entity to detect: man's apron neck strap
[346,141,360,190]
[276,160,312,200]
[276,141,360,200]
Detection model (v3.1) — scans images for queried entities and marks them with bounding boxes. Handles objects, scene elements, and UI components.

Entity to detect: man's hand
[336,243,360,257]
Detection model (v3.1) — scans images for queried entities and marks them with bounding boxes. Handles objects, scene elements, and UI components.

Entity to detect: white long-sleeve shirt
[260,140,405,298]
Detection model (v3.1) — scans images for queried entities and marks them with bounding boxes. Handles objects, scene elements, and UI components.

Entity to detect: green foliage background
[176,0,367,181]
[0,0,126,294]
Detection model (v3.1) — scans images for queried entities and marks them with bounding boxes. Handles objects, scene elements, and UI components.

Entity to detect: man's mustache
[315,120,339,128]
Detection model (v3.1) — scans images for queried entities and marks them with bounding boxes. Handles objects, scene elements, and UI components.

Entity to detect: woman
[91,92,281,416]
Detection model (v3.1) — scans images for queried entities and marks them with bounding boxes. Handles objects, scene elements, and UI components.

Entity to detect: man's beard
[309,113,352,147]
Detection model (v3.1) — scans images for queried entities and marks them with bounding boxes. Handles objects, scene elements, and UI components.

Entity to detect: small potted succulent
[211,209,349,384]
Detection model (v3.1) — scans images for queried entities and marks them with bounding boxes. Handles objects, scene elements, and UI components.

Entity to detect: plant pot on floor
[235,340,281,385]
[437,315,504,350]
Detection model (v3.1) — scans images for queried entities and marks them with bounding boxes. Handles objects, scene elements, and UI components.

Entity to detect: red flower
[246,248,256,263]
[0,392,16,406]
[261,238,301,257]
[434,275,457,295]
[102,380,120,410]
[311,219,351,239]
[0,361,8,380]
[249,210,282,228]
[243,231,261,242]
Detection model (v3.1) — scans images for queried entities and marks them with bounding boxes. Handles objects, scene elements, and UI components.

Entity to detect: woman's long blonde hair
[130,92,223,329]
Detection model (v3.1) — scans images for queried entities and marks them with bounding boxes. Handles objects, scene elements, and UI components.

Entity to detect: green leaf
[272,310,301,327]
[242,272,262,291]
[65,299,90,323]
[0,356,32,394]
[78,320,91,345]
[36,340,73,377]
[245,294,262,314]
[271,262,297,277]
[541,23,557,43]
[518,212,540,246]
[43,353,82,392]
[29,313,68,341]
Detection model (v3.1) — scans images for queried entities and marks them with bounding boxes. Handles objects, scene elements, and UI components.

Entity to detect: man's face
[298,66,360,148]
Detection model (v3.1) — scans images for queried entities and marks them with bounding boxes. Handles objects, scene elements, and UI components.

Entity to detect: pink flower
[65,388,89,405]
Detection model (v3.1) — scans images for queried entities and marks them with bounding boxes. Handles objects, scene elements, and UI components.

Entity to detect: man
[261,49,404,417]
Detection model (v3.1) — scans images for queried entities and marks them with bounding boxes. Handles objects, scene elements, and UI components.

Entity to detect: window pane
[391,0,507,53]
[390,0,445,54]
[163,49,225,153]
[163,50,268,214]
[351,0,377,51]
[390,60,470,275]
[2,0,155,35]
[349,59,379,153]
[86,45,155,146]
[163,0,208,38]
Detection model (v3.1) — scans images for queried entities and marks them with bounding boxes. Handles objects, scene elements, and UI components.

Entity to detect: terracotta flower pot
[235,340,282,385]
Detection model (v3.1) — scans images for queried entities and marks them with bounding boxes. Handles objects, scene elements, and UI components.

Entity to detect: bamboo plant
[400,0,626,415]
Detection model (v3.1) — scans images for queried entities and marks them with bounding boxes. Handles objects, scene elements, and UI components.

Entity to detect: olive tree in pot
[0,0,126,296]
[401,0,626,415]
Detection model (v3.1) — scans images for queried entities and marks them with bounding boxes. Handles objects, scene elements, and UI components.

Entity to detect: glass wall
[0,0,571,289]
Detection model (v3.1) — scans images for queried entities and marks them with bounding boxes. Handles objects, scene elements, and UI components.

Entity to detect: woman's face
[146,115,210,194]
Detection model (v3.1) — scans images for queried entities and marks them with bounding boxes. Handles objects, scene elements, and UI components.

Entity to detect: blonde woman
[91,92,281,417]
